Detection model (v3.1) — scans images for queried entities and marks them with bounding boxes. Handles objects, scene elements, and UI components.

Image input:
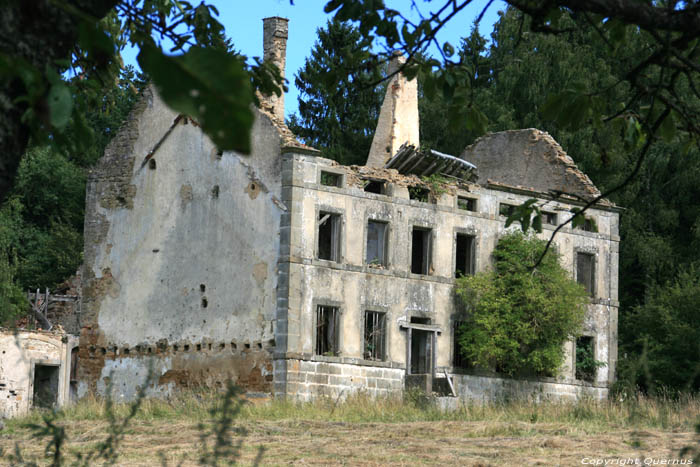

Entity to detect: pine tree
[288,20,383,166]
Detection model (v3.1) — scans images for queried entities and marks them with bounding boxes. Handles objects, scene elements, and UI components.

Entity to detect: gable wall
[79,88,286,398]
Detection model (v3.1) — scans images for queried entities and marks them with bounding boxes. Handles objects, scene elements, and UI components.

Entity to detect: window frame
[456,196,478,212]
[316,207,343,263]
[319,170,343,188]
[410,226,434,275]
[574,335,598,382]
[365,219,390,267]
[499,202,517,218]
[575,250,597,298]
[363,310,388,362]
[454,231,476,278]
[315,304,341,356]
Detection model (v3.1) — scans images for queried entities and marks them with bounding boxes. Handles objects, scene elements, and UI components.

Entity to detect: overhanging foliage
[455,231,588,377]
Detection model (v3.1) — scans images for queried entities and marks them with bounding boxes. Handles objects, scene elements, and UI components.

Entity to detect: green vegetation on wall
[455,231,589,377]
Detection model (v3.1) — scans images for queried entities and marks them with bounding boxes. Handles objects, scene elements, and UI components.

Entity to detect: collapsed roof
[384,143,477,182]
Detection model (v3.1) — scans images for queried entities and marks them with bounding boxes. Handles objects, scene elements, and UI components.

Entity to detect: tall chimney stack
[365,54,420,167]
[262,17,289,121]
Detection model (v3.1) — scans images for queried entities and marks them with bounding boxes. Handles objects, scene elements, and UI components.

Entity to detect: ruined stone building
[0,17,620,417]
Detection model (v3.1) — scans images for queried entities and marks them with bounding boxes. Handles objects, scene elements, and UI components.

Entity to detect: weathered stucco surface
[0,330,78,418]
[273,152,619,401]
[461,129,606,203]
[80,86,285,397]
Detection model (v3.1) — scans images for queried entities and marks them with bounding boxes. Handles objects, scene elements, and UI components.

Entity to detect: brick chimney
[365,53,420,167]
[262,17,288,121]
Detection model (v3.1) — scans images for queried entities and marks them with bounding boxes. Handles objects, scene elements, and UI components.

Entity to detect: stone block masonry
[275,358,404,401]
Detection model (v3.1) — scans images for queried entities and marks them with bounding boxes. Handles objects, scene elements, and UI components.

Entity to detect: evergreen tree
[288,19,383,166]
[0,67,146,325]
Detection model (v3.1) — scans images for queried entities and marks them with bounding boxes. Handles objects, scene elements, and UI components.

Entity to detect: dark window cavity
[455,233,475,277]
[457,196,477,212]
[408,186,430,202]
[576,252,595,296]
[320,171,342,187]
[575,216,598,232]
[366,220,388,266]
[453,321,469,369]
[363,179,385,194]
[364,311,387,361]
[318,212,341,261]
[316,305,339,356]
[411,227,432,275]
[575,336,597,381]
[542,211,557,225]
[499,203,517,218]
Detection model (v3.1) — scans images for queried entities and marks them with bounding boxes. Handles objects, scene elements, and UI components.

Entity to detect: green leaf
[532,213,543,233]
[138,45,254,153]
[658,111,676,142]
[443,42,455,57]
[47,82,72,129]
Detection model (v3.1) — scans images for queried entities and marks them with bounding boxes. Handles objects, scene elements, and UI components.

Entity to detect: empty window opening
[244,343,251,349]
[184,344,190,352]
[256,342,263,349]
[576,217,598,232]
[231,342,237,350]
[219,343,226,350]
[410,316,431,325]
[211,185,219,199]
[318,212,341,261]
[411,227,432,275]
[499,203,517,218]
[455,233,475,277]
[576,252,595,297]
[196,344,202,352]
[543,211,557,225]
[148,158,156,170]
[366,220,388,266]
[216,149,223,159]
[32,364,59,409]
[364,311,387,361]
[316,305,339,356]
[363,179,385,194]
[575,336,597,381]
[200,284,206,293]
[457,196,476,212]
[453,321,469,369]
[408,186,430,202]
[320,171,342,187]
[201,297,208,308]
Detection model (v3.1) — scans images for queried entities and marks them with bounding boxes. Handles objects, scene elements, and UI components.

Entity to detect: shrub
[455,231,589,377]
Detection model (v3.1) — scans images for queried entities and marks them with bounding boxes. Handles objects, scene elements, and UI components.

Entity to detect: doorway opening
[33,364,59,409]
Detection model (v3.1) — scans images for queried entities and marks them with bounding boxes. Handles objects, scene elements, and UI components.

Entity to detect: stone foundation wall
[451,373,608,402]
[275,358,404,400]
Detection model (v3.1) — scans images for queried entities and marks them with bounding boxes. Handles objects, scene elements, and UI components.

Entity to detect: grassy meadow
[1,390,698,465]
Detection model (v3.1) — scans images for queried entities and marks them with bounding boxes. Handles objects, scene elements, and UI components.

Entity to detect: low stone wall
[275,358,404,400]
[451,373,609,402]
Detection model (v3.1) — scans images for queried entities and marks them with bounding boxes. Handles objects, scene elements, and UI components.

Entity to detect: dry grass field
[1,390,698,466]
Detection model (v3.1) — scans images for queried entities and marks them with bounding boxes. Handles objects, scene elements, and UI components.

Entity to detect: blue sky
[123,1,507,119]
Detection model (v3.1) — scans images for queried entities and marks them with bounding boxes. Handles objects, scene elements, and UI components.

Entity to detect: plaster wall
[0,331,77,418]
[80,87,286,397]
